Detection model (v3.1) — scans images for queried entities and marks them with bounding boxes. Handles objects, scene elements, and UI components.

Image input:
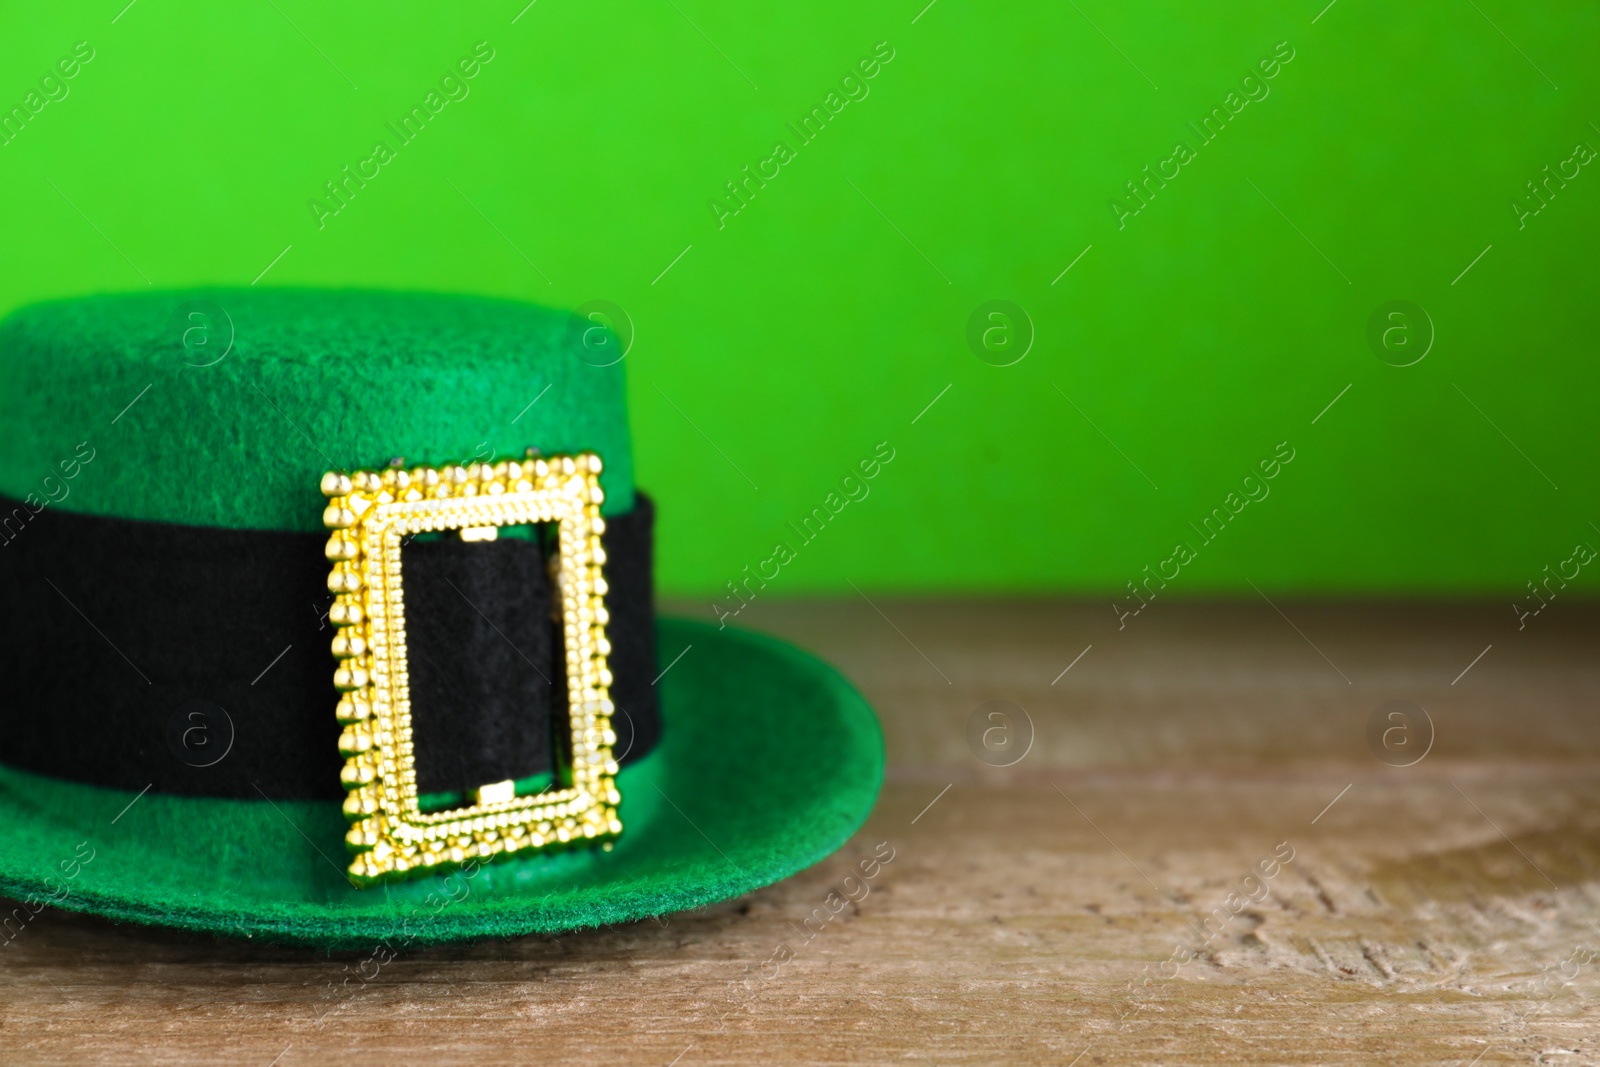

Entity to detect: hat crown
[0,289,635,530]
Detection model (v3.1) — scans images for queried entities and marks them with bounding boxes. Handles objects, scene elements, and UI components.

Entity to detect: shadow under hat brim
[0,619,883,950]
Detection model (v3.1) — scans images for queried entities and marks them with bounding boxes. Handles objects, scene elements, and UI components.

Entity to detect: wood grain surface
[3,598,1598,1066]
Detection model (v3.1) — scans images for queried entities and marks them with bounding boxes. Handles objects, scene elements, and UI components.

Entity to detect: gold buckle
[320,452,621,887]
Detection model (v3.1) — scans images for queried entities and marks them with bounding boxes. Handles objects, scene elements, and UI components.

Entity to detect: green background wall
[2,2,1595,599]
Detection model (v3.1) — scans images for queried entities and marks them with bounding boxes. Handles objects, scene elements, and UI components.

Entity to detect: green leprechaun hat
[0,289,883,949]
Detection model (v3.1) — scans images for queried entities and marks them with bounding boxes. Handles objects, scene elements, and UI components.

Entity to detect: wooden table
[5,598,1598,1065]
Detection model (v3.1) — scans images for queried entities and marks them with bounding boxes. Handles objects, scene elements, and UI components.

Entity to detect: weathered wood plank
[3,600,1597,1065]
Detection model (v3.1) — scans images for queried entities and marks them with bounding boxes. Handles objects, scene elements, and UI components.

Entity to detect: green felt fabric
[0,290,634,531]
[0,619,883,949]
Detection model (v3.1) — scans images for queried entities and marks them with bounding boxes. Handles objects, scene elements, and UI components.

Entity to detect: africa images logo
[308,42,496,229]
[708,41,896,230]
[1110,41,1296,229]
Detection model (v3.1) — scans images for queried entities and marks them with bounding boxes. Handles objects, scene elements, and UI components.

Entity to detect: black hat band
[0,492,659,801]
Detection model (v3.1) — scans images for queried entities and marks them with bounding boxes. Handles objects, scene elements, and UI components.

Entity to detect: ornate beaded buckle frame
[319,452,621,887]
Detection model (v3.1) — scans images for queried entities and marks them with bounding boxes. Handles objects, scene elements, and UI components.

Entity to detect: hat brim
[0,619,883,950]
